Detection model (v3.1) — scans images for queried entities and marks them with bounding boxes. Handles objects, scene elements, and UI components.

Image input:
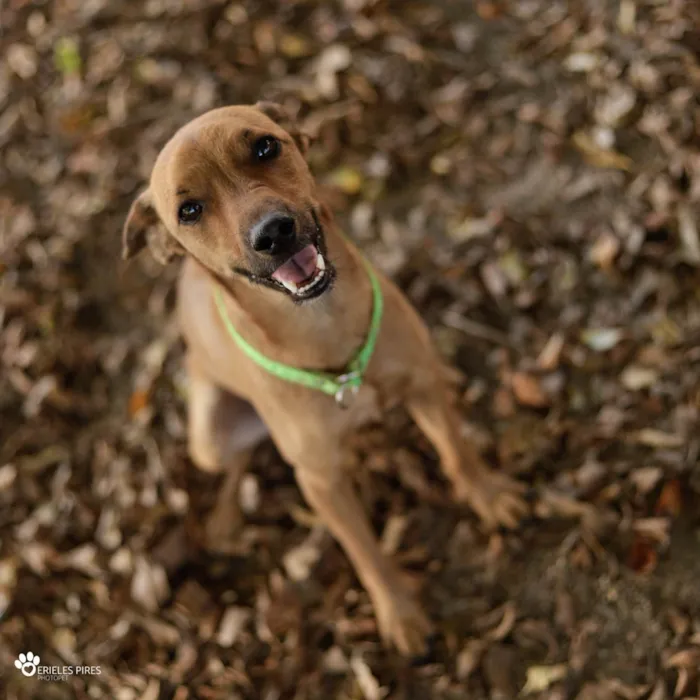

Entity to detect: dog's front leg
[186,356,268,550]
[293,464,432,656]
[406,376,528,530]
[203,447,255,551]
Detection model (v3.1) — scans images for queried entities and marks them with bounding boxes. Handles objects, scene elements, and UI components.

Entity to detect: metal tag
[334,371,361,409]
[335,382,360,408]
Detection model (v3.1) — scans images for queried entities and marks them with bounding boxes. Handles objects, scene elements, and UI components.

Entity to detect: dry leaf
[618,0,637,34]
[575,459,606,493]
[322,646,350,674]
[327,166,363,194]
[430,153,452,175]
[645,680,667,700]
[350,654,387,700]
[537,333,565,370]
[456,639,487,680]
[600,678,650,699]
[0,558,18,620]
[649,315,684,348]
[522,664,568,694]
[666,608,690,637]
[486,601,517,641]
[216,607,251,647]
[279,34,313,58]
[52,627,77,662]
[128,389,150,417]
[665,647,700,669]
[282,527,324,581]
[633,517,670,546]
[448,212,501,242]
[565,53,600,73]
[621,366,659,391]
[476,1,503,20]
[141,679,160,700]
[678,204,700,265]
[493,386,516,418]
[380,514,407,555]
[595,85,636,128]
[655,479,682,517]
[511,372,549,407]
[581,328,623,352]
[7,43,38,79]
[21,542,54,575]
[633,429,684,448]
[135,615,180,647]
[314,44,352,99]
[672,667,690,697]
[239,474,260,514]
[131,557,170,612]
[626,536,658,574]
[0,464,17,492]
[589,232,620,270]
[498,250,528,285]
[629,466,663,495]
[59,544,101,578]
[572,131,633,171]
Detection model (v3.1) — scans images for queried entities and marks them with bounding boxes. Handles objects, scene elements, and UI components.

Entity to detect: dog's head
[122,103,335,302]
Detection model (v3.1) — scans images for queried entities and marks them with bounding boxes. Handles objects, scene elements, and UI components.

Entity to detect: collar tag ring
[335,373,361,408]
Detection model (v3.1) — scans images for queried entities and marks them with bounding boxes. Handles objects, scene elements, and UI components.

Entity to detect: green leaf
[54,37,81,78]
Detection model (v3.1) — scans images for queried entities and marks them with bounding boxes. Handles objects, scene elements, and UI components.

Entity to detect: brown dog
[122,103,527,655]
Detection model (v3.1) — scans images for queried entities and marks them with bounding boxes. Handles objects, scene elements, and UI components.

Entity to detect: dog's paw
[455,470,528,531]
[374,592,433,657]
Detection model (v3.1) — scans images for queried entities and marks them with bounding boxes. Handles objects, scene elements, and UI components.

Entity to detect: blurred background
[1,0,700,698]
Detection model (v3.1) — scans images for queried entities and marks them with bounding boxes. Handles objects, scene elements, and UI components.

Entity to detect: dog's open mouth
[271,244,330,299]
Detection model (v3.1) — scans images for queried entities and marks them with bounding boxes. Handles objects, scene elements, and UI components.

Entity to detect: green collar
[212,255,383,407]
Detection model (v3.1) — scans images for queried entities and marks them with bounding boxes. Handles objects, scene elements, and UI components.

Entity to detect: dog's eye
[253,136,280,162]
[178,200,203,224]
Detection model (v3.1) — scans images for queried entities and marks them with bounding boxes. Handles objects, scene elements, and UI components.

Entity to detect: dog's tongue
[271,244,318,285]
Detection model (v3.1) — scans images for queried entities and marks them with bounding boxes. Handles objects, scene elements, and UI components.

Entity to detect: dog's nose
[250,214,296,255]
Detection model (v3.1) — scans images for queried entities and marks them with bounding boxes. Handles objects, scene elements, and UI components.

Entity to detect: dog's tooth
[295,269,325,296]
[316,254,326,271]
[309,271,323,288]
[292,267,327,295]
[281,279,298,293]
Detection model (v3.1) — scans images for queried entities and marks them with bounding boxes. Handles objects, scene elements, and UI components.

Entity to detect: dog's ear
[255,101,312,155]
[122,189,156,260]
[122,188,184,264]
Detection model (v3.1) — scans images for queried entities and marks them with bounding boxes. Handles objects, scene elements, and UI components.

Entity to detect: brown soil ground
[1,1,700,698]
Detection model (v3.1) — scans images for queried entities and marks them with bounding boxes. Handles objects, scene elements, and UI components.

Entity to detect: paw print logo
[14,652,40,677]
